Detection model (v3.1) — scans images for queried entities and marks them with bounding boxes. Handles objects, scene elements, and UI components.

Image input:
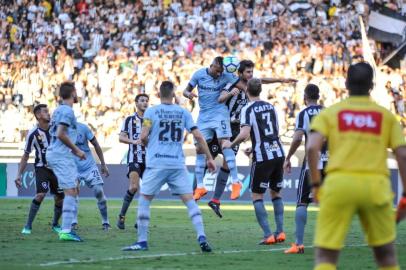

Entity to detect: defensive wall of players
[0,163,403,204]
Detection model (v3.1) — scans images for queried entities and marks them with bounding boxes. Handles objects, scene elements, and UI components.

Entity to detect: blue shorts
[140,168,192,196]
[46,152,78,190]
[197,117,232,141]
[78,165,104,188]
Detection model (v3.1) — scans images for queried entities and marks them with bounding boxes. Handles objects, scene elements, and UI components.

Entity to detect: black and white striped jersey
[240,100,285,162]
[224,83,248,123]
[121,112,145,164]
[24,126,51,167]
[295,105,328,169]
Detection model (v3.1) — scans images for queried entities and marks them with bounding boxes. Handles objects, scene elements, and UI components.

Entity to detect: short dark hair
[135,93,149,102]
[346,62,374,96]
[213,56,223,66]
[247,78,262,97]
[304,84,320,100]
[238,60,254,74]
[33,104,47,119]
[159,81,175,98]
[59,81,76,99]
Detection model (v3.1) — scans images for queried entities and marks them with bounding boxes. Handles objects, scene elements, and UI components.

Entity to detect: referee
[307,62,406,270]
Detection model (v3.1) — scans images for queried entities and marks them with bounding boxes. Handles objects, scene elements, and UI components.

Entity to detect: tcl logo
[338,110,382,134]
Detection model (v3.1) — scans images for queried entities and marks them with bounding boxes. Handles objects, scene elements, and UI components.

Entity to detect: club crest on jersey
[338,110,382,135]
[41,182,48,189]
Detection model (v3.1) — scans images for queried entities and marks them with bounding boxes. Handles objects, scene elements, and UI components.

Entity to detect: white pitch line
[38,244,369,267]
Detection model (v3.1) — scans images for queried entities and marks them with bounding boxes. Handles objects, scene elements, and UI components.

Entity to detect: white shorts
[46,152,78,190]
[140,168,192,196]
[78,165,103,188]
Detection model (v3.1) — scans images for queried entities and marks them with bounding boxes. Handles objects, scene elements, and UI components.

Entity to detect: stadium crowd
[0,0,405,144]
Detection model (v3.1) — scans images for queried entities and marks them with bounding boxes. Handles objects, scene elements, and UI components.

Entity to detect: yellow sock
[314,263,336,270]
[379,266,400,270]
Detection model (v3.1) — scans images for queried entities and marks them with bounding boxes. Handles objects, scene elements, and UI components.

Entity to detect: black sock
[120,190,135,217]
[26,199,41,229]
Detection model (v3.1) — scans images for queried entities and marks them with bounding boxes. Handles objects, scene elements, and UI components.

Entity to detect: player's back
[190,68,237,121]
[241,100,284,162]
[75,122,96,171]
[144,103,196,169]
[296,105,328,168]
[311,96,405,176]
[47,104,77,156]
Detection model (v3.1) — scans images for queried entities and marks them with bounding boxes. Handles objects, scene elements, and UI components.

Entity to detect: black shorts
[35,167,62,195]
[208,123,241,158]
[297,166,326,205]
[127,162,145,178]
[250,157,285,194]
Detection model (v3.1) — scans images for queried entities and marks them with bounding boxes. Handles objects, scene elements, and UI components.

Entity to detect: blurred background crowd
[0,0,405,145]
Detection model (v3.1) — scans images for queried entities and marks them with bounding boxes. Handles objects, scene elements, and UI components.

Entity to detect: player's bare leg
[194,144,208,200]
[220,138,241,200]
[117,171,140,229]
[270,190,285,242]
[373,242,399,270]
[314,248,340,270]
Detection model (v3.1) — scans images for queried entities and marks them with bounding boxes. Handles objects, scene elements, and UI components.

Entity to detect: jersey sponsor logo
[338,110,382,135]
[307,108,321,115]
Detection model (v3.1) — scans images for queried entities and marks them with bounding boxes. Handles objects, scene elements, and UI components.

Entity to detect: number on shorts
[221,120,227,130]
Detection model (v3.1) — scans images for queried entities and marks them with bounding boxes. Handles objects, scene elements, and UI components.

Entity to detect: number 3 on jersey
[262,112,274,136]
[159,120,182,142]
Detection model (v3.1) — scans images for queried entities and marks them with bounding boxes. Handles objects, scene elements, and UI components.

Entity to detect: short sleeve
[24,130,35,154]
[59,106,74,127]
[143,108,153,127]
[389,115,406,150]
[240,105,251,127]
[184,109,197,132]
[310,111,329,137]
[85,125,94,141]
[295,111,306,131]
[188,70,200,89]
[120,117,130,134]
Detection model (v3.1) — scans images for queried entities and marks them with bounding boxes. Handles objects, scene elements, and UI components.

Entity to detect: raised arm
[261,78,298,84]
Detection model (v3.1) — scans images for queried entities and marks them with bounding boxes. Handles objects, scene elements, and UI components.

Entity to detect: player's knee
[373,242,397,267]
[35,193,46,202]
[270,190,281,199]
[251,192,264,201]
[93,184,105,200]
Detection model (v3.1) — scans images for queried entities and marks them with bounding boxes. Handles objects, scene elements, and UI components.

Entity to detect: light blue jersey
[75,123,96,172]
[144,104,196,169]
[46,104,78,189]
[47,104,78,155]
[188,68,239,122]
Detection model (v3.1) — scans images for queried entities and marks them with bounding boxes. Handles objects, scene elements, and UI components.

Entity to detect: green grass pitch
[1,199,405,270]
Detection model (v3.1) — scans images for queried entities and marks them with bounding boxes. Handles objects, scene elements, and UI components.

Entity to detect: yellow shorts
[314,172,396,250]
